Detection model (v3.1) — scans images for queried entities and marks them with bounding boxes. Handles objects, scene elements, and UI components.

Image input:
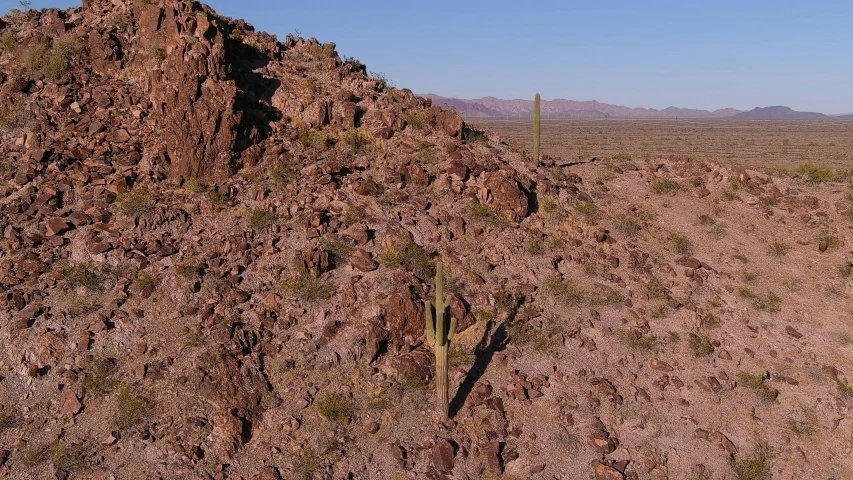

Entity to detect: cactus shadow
[448,321,508,418]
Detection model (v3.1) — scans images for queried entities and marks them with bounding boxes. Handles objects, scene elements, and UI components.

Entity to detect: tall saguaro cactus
[533,93,541,162]
[425,262,457,420]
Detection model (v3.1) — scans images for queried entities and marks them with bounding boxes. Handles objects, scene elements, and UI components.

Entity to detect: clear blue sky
[5,0,852,113]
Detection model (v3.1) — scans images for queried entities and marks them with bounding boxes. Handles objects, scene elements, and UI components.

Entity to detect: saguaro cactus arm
[425,300,436,345]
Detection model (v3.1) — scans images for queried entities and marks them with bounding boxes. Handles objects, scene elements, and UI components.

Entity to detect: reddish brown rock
[350,249,378,272]
[431,440,455,472]
[45,218,71,236]
[426,106,463,138]
[484,171,530,221]
[106,129,131,143]
[256,466,281,480]
[61,389,82,418]
[447,161,469,182]
[592,461,626,480]
[785,326,803,339]
[650,359,673,372]
[382,279,426,345]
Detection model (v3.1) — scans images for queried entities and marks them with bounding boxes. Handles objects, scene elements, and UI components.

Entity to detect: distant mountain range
[422,95,849,120]
[733,106,827,119]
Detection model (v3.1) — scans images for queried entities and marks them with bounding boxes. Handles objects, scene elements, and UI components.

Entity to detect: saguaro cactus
[425,262,457,420]
[533,93,541,162]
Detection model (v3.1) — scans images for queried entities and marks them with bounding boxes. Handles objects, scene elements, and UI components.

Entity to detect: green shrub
[737,372,779,403]
[798,161,838,183]
[131,271,157,293]
[369,70,393,87]
[786,409,817,437]
[173,259,200,279]
[268,161,298,188]
[651,177,680,195]
[57,260,103,291]
[116,185,156,216]
[49,442,87,473]
[416,142,436,164]
[379,237,434,278]
[282,265,334,302]
[183,177,206,194]
[0,31,16,53]
[688,333,714,357]
[23,36,86,80]
[403,110,427,130]
[573,201,597,217]
[340,128,372,154]
[0,95,26,131]
[207,187,229,205]
[321,235,353,265]
[525,236,544,255]
[107,12,133,30]
[315,392,353,424]
[466,198,504,224]
[150,43,166,61]
[342,206,363,226]
[114,385,154,431]
[613,214,640,237]
[343,56,365,72]
[625,330,659,351]
[838,378,853,398]
[505,316,550,351]
[758,195,778,207]
[248,207,274,230]
[297,129,329,150]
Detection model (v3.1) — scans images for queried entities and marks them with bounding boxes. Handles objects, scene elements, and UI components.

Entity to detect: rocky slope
[1,2,853,480]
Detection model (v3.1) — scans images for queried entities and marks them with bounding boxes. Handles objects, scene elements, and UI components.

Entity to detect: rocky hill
[423,94,743,119]
[1,2,853,480]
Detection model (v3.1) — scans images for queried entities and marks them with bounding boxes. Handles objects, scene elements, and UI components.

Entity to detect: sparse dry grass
[623,330,659,351]
[732,443,773,480]
[80,356,120,396]
[737,287,781,312]
[670,232,692,254]
[613,213,641,237]
[466,198,505,225]
[768,239,790,257]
